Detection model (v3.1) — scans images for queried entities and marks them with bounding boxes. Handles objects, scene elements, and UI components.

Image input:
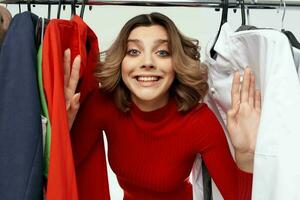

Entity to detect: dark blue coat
[0,12,43,200]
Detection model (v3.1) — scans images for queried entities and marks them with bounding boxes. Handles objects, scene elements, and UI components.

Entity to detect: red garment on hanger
[42,15,108,200]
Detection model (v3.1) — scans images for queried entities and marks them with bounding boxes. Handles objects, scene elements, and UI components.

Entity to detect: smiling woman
[95,12,208,113]
[67,12,261,200]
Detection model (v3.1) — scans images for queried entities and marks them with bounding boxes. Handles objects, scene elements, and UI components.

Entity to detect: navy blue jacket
[0,12,43,200]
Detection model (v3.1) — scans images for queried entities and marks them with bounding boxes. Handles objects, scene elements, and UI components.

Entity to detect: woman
[66,12,261,200]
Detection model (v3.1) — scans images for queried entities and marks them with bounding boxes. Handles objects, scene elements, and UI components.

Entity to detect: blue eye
[156,50,170,57]
[127,49,140,56]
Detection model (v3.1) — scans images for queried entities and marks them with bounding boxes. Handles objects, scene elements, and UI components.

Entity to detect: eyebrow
[127,39,169,46]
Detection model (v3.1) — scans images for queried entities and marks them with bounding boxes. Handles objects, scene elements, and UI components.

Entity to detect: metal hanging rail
[1,0,300,8]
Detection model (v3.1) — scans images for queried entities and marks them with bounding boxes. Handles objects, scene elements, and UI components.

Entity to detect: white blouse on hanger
[199,22,300,200]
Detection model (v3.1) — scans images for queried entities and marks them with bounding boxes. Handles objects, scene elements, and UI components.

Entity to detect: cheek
[165,61,175,79]
[121,58,135,90]
[121,58,131,80]
[121,56,137,76]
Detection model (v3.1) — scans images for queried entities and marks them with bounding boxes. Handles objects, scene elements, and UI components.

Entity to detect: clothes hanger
[246,6,250,25]
[240,0,246,25]
[80,0,88,18]
[235,0,259,31]
[57,0,63,19]
[280,0,300,49]
[47,2,51,19]
[27,0,31,12]
[210,0,229,58]
[71,0,77,17]
[18,3,21,13]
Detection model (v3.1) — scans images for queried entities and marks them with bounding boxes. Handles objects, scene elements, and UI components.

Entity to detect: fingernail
[77,93,81,101]
[65,48,70,55]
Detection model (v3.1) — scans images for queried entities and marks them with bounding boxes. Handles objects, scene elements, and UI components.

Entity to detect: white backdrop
[2,3,300,199]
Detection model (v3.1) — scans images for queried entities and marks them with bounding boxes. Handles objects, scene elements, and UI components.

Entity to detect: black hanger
[283,30,300,49]
[240,0,246,25]
[80,0,88,18]
[27,0,31,12]
[47,3,51,19]
[57,0,63,19]
[210,0,229,58]
[71,0,77,17]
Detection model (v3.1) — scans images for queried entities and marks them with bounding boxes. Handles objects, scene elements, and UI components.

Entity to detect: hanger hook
[47,2,51,19]
[80,0,88,18]
[221,0,229,25]
[279,0,286,30]
[57,0,63,19]
[71,0,77,16]
[240,0,246,25]
[18,3,21,13]
[27,0,31,12]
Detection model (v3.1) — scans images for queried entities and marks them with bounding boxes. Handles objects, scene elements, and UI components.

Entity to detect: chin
[134,91,161,102]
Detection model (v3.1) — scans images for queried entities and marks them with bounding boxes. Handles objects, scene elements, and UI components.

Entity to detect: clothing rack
[2,0,300,9]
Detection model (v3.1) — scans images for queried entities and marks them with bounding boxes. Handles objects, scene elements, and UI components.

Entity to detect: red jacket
[42,15,107,200]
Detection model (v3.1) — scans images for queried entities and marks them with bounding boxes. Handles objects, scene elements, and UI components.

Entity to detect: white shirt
[201,22,300,200]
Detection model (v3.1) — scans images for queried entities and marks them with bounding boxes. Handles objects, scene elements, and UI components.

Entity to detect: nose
[141,53,155,69]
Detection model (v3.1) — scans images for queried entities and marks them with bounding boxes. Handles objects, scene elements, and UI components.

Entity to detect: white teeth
[136,76,159,82]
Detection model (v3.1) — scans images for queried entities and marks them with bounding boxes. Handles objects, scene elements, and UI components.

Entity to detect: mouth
[134,76,161,82]
[133,75,162,87]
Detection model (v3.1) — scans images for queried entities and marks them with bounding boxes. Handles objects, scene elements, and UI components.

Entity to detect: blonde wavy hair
[95,12,208,113]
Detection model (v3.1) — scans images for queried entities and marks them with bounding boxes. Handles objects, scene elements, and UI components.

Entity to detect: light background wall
[2,3,300,199]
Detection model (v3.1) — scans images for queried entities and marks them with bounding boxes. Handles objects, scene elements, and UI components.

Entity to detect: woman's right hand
[64,49,81,129]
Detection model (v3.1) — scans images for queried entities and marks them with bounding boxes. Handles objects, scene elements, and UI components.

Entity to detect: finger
[228,100,240,118]
[66,55,81,99]
[68,93,81,129]
[226,102,240,136]
[231,71,241,108]
[248,74,255,108]
[254,90,261,111]
[70,93,81,111]
[64,49,71,92]
[241,67,252,103]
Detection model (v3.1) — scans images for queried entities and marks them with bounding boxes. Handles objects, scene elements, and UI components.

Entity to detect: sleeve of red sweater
[71,90,111,200]
[195,106,253,200]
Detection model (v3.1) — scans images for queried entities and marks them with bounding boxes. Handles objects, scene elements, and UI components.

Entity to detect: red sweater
[71,90,252,200]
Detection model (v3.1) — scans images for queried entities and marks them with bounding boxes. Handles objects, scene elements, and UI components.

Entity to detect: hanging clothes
[0,11,43,200]
[192,93,234,200]
[42,15,100,200]
[38,41,51,178]
[292,47,300,79]
[204,22,300,200]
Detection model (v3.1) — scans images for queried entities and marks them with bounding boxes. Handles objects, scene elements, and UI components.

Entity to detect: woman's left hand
[227,67,261,172]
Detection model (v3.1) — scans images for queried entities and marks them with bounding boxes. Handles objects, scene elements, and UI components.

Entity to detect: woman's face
[121,25,175,111]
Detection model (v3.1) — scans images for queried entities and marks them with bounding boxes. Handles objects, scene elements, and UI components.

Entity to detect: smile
[133,76,162,87]
[135,76,161,82]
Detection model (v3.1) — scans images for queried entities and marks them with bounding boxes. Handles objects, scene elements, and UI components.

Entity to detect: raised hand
[64,49,81,129]
[226,68,261,172]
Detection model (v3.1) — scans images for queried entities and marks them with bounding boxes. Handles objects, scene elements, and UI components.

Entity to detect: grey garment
[292,47,300,79]
[202,162,213,200]
[236,25,258,32]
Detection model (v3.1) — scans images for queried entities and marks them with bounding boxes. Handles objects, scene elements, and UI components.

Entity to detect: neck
[131,94,169,112]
